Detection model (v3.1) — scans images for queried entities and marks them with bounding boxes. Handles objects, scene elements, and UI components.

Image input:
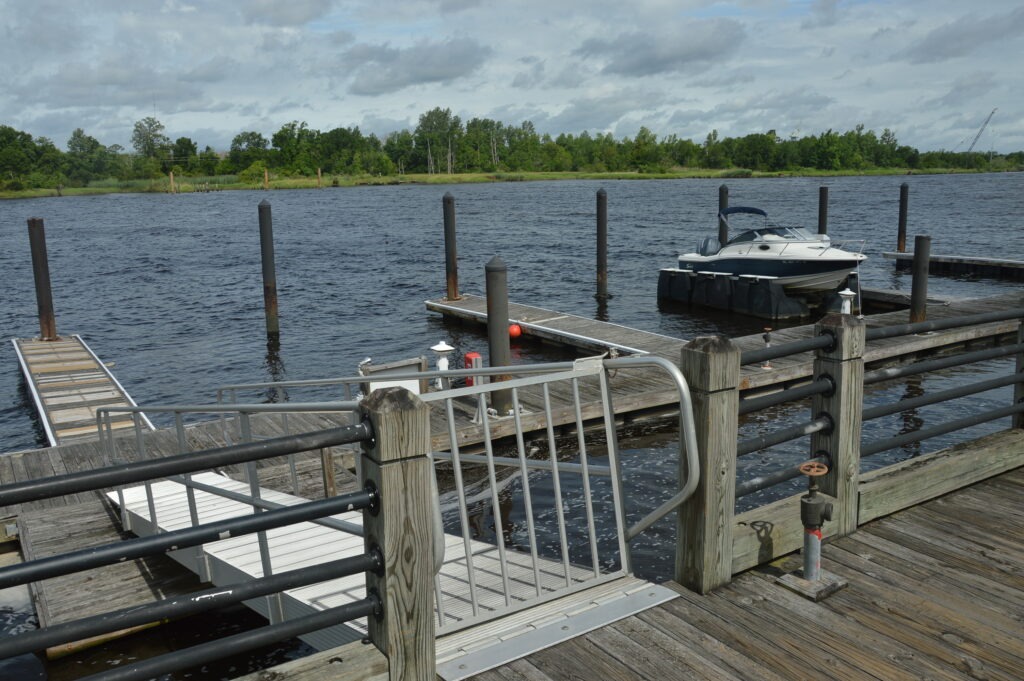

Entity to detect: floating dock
[884,251,1024,281]
[11,335,153,446]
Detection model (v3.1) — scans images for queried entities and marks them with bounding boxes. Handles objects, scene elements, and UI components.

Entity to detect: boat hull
[675,256,862,293]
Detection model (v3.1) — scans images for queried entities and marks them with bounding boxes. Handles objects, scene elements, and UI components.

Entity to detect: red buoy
[509,323,522,338]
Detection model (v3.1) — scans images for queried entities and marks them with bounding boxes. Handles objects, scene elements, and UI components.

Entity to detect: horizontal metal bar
[862,402,1024,457]
[863,373,1024,422]
[80,598,381,681]
[0,488,375,590]
[168,473,364,537]
[864,342,1024,386]
[865,308,1024,341]
[0,423,372,506]
[740,333,833,367]
[736,416,831,457]
[0,552,380,660]
[735,454,829,498]
[100,402,361,415]
[431,451,612,477]
[739,378,833,415]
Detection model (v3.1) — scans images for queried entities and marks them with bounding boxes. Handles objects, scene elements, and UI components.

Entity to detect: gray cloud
[900,7,1024,63]
[802,0,840,29]
[927,72,997,108]
[239,0,333,26]
[345,37,492,95]
[574,19,745,77]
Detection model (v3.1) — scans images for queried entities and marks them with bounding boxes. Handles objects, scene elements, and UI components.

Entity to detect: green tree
[171,137,198,172]
[131,117,171,158]
[228,131,269,171]
[414,108,463,173]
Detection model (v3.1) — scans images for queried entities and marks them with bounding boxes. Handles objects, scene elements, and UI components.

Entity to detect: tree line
[1,107,1020,191]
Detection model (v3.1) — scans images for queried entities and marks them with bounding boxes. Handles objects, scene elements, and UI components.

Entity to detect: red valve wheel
[799,461,829,477]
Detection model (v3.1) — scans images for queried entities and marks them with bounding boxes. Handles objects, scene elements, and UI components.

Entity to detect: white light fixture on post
[430,341,455,389]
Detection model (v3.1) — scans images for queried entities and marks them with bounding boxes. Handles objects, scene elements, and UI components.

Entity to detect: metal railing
[675,305,1024,593]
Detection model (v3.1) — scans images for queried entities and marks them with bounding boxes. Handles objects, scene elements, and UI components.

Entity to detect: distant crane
[966,108,997,153]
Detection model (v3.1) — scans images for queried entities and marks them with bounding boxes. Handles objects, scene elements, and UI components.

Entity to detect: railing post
[811,314,865,536]
[359,387,435,681]
[677,335,740,593]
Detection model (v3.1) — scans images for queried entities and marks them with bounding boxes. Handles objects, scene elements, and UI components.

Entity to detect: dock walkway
[11,335,153,446]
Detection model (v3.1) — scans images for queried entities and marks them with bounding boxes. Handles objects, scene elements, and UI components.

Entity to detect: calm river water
[1,173,1022,678]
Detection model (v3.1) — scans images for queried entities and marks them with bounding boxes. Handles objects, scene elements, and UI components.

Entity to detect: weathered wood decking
[885,251,1024,281]
[11,335,152,446]
[239,464,1024,681]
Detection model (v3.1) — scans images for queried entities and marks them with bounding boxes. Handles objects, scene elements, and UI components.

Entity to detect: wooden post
[596,188,609,301]
[1014,320,1024,430]
[317,167,322,188]
[169,170,176,194]
[810,314,865,536]
[717,184,729,245]
[677,335,740,593]
[909,234,930,324]
[258,200,280,335]
[263,167,270,191]
[443,193,460,300]
[27,218,58,341]
[897,183,909,252]
[817,186,828,235]
[359,387,435,681]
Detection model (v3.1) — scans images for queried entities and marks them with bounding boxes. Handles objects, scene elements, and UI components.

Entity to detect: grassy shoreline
[1,167,1017,201]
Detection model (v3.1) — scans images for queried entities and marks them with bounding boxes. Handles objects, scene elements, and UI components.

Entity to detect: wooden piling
[897,183,909,253]
[717,184,729,245]
[27,218,58,341]
[169,171,176,194]
[258,200,280,335]
[359,388,436,681]
[676,335,740,594]
[263,168,270,191]
[596,188,609,301]
[443,193,460,300]
[910,234,930,324]
[811,314,865,536]
[1015,320,1024,430]
[818,186,829,235]
[485,256,513,416]
[316,167,322,189]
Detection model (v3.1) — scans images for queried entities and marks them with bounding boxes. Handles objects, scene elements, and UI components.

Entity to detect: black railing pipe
[863,373,1024,422]
[81,598,381,681]
[862,402,1024,457]
[736,416,832,457]
[740,333,833,367]
[738,377,834,416]
[0,423,371,506]
[0,553,381,660]
[0,488,376,589]
[864,342,1024,386]
[735,454,829,498]
[865,308,1024,342]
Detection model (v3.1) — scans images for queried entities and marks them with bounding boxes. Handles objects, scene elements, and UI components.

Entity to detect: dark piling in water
[910,235,930,323]
[443,193,460,300]
[485,257,512,416]
[27,218,57,341]
[718,184,729,245]
[818,186,829,235]
[596,188,609,301]
[258,200,280,336]
[897,183,909,253]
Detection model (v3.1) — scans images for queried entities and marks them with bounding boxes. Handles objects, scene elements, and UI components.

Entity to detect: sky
[1,0,1021,154]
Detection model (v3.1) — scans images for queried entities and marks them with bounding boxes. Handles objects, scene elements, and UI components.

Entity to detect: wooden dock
[242,464,1024,681]
[884,251,1024,281]
[11,335,154,446]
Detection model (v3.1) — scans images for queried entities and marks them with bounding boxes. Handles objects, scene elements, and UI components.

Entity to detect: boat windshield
[727,226,815,245]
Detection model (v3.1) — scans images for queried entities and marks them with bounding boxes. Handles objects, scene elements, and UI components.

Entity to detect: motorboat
[676,206,866,293]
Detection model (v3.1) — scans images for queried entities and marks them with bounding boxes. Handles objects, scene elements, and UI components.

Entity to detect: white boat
[676,206,866,293]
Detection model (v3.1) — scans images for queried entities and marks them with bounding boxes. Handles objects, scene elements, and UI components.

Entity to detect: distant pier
[884,251,1024,281]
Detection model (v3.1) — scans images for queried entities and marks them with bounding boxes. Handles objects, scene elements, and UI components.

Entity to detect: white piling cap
[431,341,455,353]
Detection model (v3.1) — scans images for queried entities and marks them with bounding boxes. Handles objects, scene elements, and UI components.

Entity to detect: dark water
[1,174,1022,678]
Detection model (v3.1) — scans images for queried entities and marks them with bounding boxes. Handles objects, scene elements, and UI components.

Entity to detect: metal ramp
[109,473,676,680]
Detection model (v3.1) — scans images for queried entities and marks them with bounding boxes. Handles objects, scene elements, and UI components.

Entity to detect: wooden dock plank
[468,469,1024,681]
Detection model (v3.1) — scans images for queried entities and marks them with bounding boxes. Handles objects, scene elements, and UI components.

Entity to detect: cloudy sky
[1,0,1021,153]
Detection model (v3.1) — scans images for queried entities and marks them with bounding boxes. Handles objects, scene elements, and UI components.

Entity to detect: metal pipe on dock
[485,256,513,416]
[910,234,931,323]
[443,192,460,300]
[897,183,909,253]
[258,200,280,335]
[27,217,58,340]
[596,188,609,301]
